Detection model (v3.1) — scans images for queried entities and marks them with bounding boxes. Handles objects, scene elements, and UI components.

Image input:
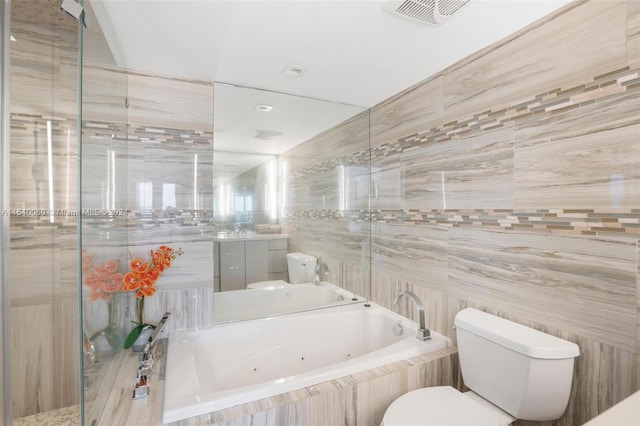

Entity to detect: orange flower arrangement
[122,245,183,349]
[122,245,181,298]
[82,245,183,350]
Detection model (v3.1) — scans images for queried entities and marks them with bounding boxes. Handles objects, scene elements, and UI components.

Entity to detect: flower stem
[136,296,145,325]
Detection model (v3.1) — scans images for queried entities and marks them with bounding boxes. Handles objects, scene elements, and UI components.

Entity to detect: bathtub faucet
[393,291,431,341]
[314,261,329,285]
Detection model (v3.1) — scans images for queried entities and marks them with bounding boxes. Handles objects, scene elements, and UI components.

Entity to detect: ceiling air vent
[384,0,471,25]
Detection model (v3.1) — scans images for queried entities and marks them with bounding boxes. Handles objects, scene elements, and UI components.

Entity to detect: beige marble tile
[81,66,128,124]
[448,228,637,352]
[371,126,514,210]
[285,163,370,212]
[371,223,449,292]
[514,89,640,209]
[370,74,443,148]
[10,119,79,212]
[10,18,78,118]
[281,111,369,173]
[11,301,80,418]
[355,370,405,426]
[10,228,78,306]
[443,1,628,121]
[628,0,640,66]
[127,73,213,131]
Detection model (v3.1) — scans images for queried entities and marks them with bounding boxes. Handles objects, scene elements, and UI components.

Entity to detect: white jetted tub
[163,302,451,423]
[213,283,363,323]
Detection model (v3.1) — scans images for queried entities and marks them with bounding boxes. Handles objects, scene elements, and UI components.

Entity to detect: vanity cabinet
[245,240,269,284]
[219,240,246,292]
[267,238,288,281]
[217,236,288,291]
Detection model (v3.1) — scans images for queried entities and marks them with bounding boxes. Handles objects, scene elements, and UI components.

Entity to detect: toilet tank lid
[454,308,580,359]
[286,252,317,261]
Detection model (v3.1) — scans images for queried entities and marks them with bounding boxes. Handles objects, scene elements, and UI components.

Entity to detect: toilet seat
[246,280,290,289]
[381,386,515,426]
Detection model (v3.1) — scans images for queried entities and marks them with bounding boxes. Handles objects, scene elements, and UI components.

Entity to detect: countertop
[583,390,640,425]
[214,233,288,242]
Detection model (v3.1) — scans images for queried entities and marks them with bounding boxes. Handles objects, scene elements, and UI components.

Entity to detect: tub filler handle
[132,312,171,400]
[393,291,431,341]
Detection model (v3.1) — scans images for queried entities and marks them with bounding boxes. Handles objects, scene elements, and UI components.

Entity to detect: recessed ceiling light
[255,104,273,112]
[10,35,16,42]
[223,163,238,167]
[282,64,307,77]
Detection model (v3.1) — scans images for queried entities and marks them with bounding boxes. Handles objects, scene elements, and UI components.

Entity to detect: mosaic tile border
[285,208,640,238]
[84,121,213,147]
[11,114,213,148]
[8,210,215,231]
[372,208,640,237]
[287,66,639,180]
[371,66,639,158]
[286,148,371,179]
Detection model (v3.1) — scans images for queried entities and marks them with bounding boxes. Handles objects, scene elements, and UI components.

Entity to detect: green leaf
[124,324,145,349]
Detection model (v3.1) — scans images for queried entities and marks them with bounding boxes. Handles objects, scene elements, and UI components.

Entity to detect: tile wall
[365,1,639,424]
[282,1,639,424]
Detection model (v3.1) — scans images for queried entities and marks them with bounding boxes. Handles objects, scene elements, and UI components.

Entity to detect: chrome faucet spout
[314,261,329,285]
[393,291,431,340]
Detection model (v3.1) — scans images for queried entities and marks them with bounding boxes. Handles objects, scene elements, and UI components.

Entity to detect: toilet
[382,308,580,426]
[246,252,317,289]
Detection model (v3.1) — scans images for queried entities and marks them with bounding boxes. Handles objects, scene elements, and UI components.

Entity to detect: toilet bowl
[382,386,514,426]
[382,308,580,426]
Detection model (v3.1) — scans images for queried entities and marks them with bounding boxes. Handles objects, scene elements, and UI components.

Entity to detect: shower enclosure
[0,1,370,423]
[1,0,11,423]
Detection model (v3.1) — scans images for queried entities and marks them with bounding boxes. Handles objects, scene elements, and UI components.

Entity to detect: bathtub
[162,302,451,423]
[213,283,363,323]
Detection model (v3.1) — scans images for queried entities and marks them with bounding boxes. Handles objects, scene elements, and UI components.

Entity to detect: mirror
[212,83,371,322]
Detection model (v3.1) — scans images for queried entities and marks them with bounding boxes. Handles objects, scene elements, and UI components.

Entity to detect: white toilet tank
[286,252,317,283]
[454,309,580,421]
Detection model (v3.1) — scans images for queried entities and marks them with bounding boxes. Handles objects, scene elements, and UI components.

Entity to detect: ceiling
[90,0,572,108]
[89,0,573,180]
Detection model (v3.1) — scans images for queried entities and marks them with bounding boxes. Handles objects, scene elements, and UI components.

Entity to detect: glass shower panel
[0,0,10,422]
[80,2,130,424]
[8,0,82,420]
